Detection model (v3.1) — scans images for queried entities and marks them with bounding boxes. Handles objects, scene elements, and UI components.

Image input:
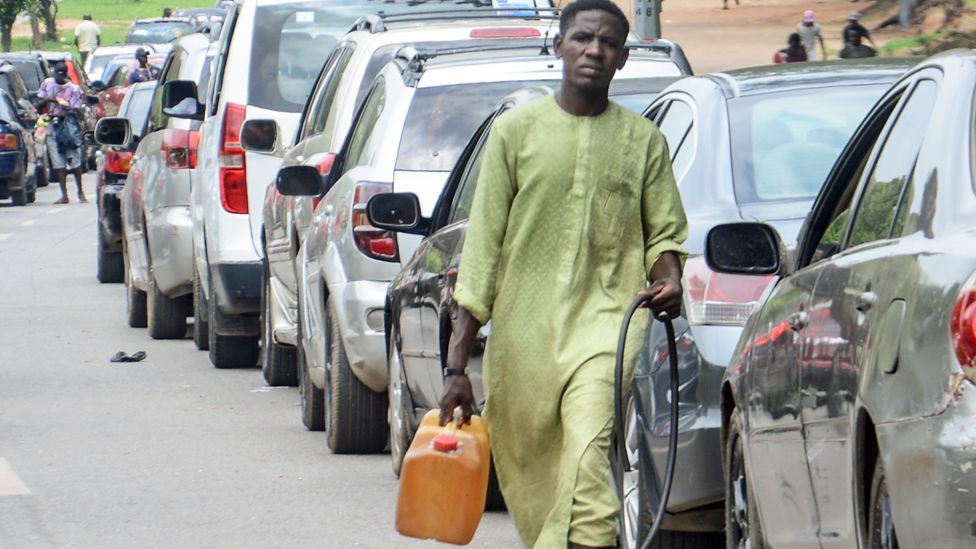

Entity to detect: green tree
[0,0,31,53]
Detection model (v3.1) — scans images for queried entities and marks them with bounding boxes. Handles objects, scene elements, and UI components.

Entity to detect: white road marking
[250,387,291,393]
[0,233,11,242]
[19,219,35,227]
[47,207,66,215]
[0,458,31,496]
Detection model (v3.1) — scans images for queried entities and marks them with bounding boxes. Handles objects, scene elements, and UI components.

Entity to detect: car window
[301,46,354,140]
[127,21,196,44]
[248,3,368,113]
[655,99,695,183]
[729,84,888,204]
[89,54,115,83]
[0,92,17,122]
[149,50,185,131]
[847,80,937,248]
[343,79,386,170]
[124,86,155,137]
[109,65,130,88]
[6,60,42,91]
[448,134,490,225]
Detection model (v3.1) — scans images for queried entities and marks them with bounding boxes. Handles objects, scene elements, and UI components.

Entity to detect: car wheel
[260,261,298,386]
[124,246,147,328]
[192,261,209,350]
[620,394,651,548]
[325,296,388,454]
[298,299,324,431]
[10,182,26,206]
[35,165,48,187]
[867,456,898,549]
[26,175,36,203]
[96,228,123,283]
[388,321,411,476]
[726,407,764,549]
[147,275,187,339]
[207,273,258,369]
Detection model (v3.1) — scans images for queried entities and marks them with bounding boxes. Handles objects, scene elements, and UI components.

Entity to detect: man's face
[555,10,628,94]
[54,70,68,85]
[136,53,148,66]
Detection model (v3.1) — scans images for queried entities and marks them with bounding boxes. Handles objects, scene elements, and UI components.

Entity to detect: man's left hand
[638,277,682,320]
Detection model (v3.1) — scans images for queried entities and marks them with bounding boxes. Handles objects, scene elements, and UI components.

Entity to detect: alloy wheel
[621,398,641,549]
[729,430,752,549]
[388,333,408,474]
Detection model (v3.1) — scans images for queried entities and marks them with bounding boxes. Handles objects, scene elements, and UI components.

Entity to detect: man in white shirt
[74,14,100,66]
[796,9,827,61]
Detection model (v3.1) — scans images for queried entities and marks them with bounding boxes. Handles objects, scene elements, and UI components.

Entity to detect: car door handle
[788,311,810,332]
[856,291,878,312]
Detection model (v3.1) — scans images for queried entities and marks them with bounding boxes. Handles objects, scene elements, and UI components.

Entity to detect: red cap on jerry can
[432,433,459,452]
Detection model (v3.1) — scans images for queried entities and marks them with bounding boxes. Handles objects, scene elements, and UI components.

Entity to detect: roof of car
[131,17,195,24]
[709,57,920,98]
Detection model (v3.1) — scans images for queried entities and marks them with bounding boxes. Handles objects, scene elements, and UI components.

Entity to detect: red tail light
[310,152,336,209]
[219,103,248,214]
[469,27,541,38]
[352,181,396,261]
[683,256,774,326]
[162,129,200,169]
[104,148,133,174]
[951,279,976,371]
[0,133,18,149]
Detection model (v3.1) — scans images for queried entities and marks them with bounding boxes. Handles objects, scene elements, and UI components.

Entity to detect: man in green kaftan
[439,1,688,547]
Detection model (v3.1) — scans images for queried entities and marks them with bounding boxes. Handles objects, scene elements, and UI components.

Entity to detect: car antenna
[539,1,562,55]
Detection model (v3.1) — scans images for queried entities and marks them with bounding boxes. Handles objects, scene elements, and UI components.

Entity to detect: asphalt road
[0,175,521,549]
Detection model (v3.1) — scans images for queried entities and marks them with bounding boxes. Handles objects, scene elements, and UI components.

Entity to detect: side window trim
[207,4,238,117]
[297,45,344,141]
[331,78,383,181]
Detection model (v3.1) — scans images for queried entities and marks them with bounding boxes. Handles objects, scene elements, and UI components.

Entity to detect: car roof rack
[626,38,693,75]
[351,7,559,33]
[394,40,548,80]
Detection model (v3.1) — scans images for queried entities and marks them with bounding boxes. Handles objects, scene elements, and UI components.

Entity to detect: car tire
[124,254,147,328]
[298,300,324,431]
[11,183,26,206]
[725,407,764,549]
[388,321,411,476]
[35,165,48,187]
[207,274,258,369]
[867,455,898,548]
[147,275,187,339]
[96,229,123,283]
[325,296,389,454]
[26,176,35,203]
[260,262,298,386]
[192,262,209,351]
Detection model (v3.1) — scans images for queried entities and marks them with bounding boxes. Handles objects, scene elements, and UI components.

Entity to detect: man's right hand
[439,374,475,427]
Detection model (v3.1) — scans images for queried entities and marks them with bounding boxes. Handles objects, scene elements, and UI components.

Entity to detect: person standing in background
[839,28,877,58]
[127,49,160,85]
[74,14,100,67]
[796,10,827,60]
[774,33,808,63]
[843,12,876,47]
[163,8,173,18]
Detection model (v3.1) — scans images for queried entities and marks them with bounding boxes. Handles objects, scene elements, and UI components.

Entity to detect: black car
[95,81,155,283]
[0,52,51,94]
[0,88,38,206]
[0,64,45,187]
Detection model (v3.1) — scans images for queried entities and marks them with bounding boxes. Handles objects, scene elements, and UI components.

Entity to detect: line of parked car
[85,0,976,547]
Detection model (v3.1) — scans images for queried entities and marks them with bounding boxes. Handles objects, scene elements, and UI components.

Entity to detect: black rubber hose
[614,296,680,549]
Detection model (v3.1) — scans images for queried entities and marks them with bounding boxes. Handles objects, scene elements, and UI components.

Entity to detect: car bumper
[145,206,193,297]
[212,261,262,317]
[878,377,976,548]
[0,151,25,185]
[637,319,743,517]
[328,279,389,393]
[98,180,125,252]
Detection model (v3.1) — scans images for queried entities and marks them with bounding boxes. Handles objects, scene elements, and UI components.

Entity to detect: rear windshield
[88,54,117,83]
[0,93,16,122]
[0,72,28,102]
[126,21,196,44]
[5,60,43,92]
[397,80,553,172]
[728,84,887,204]
[124,86,155,137]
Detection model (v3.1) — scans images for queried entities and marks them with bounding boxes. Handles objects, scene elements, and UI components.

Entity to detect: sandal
[53,196,68,205]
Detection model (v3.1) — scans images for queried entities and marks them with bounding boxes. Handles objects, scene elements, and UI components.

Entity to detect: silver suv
[247,13,556,388]
[275,46,686,453]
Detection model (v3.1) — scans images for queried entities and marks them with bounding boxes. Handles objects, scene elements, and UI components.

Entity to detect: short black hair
[559,0,630,41]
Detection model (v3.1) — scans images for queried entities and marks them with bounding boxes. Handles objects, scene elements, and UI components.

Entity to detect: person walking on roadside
[774,32,809,63]
[843,11,876,47]
[722,0,740,11]
[36,63,86,204]
[74,14,100,67]
[127,49,160,85]
[163,7,173,17]
[438,1,688,547]
[840,28,877,58]
[796,10,827,60]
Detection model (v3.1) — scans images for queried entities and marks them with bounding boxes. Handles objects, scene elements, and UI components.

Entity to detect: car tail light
[951,274,976,374]
[683,256,774,326]
[219,102,248,214]
[104,148,133,174]
[469,27,541,38]
[310,152,336,209]
[0,133,18,149]
[351,181,396,261]
[162,129,200,169]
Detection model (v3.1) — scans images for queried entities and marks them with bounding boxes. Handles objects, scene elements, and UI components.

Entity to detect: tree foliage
[0,0,32,53]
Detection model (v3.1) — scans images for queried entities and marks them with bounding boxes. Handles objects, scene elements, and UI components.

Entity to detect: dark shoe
[53,196,68,205]
[78,194,88,203]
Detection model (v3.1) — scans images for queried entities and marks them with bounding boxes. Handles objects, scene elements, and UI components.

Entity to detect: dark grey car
[713,49,976,548]
[621,58,917,546]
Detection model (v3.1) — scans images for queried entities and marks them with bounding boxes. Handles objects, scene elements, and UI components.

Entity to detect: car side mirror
[366,192,429,235]
[240,119,279,153]
[94,117,132,147]
[85,95,100,106]
[161,80,203,120]
[705,222,784,276]
[276,165,324,196]
[90,80,107,92]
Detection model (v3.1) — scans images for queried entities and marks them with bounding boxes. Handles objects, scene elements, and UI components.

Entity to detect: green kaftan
[453,96,688,548]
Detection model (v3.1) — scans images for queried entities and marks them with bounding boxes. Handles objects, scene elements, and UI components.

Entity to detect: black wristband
[443,367,467,377]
